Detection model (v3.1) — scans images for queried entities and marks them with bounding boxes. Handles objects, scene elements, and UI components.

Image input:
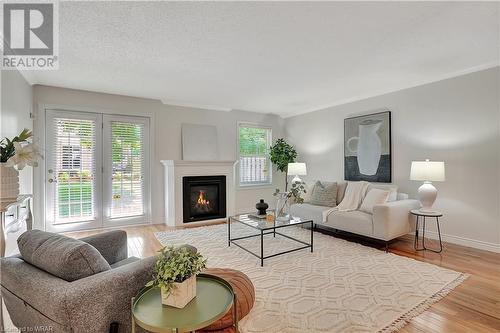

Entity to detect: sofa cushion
[336,181,348,205]
[290,203,328,224]
[326,210,374,237]
[368,183,398,202]
[18,230,111,282]
[310,181,337,207]
[302,181,316,203]
[110,256,140,269]
[360,188,390,214]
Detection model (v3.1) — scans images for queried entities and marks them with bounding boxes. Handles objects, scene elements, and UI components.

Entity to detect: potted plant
[273,181,307,221]
[0,129,40,203]
[146,245,207,308]
[269,138,297,191]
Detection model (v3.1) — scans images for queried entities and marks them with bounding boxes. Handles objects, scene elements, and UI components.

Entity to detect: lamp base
[291,175,302,184]
[418,181,438,212]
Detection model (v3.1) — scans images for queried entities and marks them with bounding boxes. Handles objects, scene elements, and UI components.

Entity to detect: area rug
[155,224,468,333]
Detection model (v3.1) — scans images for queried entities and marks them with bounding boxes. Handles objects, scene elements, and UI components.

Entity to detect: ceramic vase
[347,120,382,176]
[161,275,196,308]
[256,199,268,215]
[0,164,19,204]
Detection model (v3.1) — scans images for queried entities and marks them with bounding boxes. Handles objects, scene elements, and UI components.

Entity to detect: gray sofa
[0,230,156,333]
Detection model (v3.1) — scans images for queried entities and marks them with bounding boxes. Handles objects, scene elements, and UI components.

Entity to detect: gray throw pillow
[18,230,111,282]
[310,181,338,207]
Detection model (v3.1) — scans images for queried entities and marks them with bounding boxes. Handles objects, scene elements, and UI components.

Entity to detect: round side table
[410,209,443,253]
[132,273,237,333]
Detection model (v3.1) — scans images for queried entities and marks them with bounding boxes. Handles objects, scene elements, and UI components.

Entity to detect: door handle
[48,178,57,183]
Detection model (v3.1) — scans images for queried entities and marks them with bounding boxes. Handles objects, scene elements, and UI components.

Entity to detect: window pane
[53,118,96,223]
[110,121,145,218]
[239,125,271,185]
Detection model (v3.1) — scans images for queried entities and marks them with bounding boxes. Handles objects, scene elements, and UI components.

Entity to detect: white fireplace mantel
[161,160,237,226]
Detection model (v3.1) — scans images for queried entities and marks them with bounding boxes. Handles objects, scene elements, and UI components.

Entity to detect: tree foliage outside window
[239,125,272,186]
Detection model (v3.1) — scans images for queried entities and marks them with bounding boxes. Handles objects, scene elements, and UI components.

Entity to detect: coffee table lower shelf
[228,214,314,267]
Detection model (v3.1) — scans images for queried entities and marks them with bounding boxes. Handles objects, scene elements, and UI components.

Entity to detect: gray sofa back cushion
[18,230,111,282]
[310,181,338,207]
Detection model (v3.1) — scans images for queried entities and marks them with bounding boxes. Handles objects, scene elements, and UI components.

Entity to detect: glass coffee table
[228,214,314,266]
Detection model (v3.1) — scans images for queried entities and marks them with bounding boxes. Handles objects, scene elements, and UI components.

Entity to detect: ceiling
[21,2,499,117]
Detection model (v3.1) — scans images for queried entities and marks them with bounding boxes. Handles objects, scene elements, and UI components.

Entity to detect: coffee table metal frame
[131,273,237,333]
[228,214,314,267]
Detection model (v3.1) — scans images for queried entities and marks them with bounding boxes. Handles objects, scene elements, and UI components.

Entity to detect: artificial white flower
[5,142,40,170]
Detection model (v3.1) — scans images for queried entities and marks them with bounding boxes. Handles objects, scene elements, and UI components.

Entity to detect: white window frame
[237,122,273,188]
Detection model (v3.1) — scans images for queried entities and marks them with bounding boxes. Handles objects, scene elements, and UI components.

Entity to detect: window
[45,110,150,233]
[238,124,272,186]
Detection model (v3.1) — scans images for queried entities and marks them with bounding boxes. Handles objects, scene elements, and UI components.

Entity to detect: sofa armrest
[80,230,128,265]
[0,256,70,327]
[64,255,157,333]
[372,199,421,241]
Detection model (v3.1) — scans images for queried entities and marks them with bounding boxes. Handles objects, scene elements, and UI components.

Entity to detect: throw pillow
[18,230,111,282]
[301,181,316,203]
[309,181,337,207]
[360,188,390,213]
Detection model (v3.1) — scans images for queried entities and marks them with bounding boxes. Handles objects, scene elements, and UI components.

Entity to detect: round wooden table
[132,274,237,333]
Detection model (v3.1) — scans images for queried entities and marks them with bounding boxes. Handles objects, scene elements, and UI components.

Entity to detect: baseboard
[414,230,500,253]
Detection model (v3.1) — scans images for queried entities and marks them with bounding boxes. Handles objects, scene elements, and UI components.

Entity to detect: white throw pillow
[360,189,390,214]
[368,184,398,202]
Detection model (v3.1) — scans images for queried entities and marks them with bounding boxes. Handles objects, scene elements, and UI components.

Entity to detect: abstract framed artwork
[344,110,391,183]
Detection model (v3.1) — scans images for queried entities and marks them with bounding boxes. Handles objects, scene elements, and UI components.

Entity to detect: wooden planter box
[161,275,196,308]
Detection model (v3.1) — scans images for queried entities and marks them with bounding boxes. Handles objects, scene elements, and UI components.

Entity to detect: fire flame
[197,191,210,206]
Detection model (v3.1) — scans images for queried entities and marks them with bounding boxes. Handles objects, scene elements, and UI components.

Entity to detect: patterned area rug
[155,224,467,333]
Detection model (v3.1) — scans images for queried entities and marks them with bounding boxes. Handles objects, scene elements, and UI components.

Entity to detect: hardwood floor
[5,223,498,332]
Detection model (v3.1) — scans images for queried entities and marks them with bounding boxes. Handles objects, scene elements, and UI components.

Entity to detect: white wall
[285,67,500,252]
[1,70,33,194]
[32,85,285,229]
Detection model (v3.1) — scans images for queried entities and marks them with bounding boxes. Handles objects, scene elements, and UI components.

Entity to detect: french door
[45,110,150,232]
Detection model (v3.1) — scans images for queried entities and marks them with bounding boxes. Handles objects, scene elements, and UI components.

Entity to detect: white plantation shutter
[239,124,272,186]
[110,121,144,217]
[51,117,97,224]
[103,115,150,221]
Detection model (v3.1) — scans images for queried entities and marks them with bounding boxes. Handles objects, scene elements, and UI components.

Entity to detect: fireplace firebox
[182,176,226,223]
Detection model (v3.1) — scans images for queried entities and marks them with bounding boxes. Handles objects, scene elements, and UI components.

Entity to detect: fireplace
[182,175,226,223]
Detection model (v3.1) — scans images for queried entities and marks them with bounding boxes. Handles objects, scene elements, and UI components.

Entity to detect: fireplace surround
[161,160,236,227]
[183,176,226,223]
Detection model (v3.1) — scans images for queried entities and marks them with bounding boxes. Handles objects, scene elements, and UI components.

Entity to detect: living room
[1,2,499,333]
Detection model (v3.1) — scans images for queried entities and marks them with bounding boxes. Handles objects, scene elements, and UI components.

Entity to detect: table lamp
[287,162,307,184]
[410,159,445,212]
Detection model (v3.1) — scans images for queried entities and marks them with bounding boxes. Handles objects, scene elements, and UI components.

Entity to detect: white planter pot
[161,275,196,308]
[0,164,19,203]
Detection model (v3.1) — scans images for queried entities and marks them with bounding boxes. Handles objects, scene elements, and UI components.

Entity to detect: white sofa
[290,181,420,243]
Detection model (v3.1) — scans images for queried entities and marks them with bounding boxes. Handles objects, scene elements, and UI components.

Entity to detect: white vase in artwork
[347,119,382,176]
[0,164,20,203]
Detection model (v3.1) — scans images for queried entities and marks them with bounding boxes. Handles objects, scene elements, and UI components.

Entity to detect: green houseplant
[146,245,207,308]
[269,138,297,191]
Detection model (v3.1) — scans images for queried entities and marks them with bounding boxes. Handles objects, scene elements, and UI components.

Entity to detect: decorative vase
[0,164,19,204]
[275,193,290,221]
[256,199,268,215]
[161,275,196,308]
[346,119,382,176]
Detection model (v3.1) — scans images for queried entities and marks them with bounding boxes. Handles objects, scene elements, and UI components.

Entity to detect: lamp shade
[410,160,445,182]
[287,163,307,176]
